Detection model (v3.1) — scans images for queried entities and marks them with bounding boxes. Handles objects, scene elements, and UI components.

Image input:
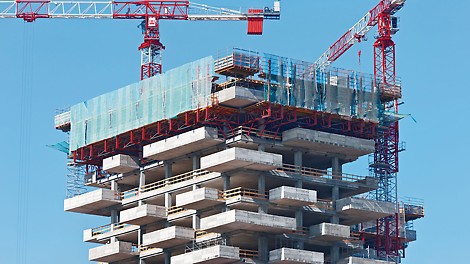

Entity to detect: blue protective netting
[69,56,214,152]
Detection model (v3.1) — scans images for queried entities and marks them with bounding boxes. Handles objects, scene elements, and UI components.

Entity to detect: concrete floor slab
[143,127,222,161]
[269,186,317,206]
[216,86,264,108]
[64,189,120,216]
[142,226,194,248]
[269,248,324,263]
[171,245,240,264]
[336,197,395,225]
[176,187,224,210]
[103,154,139,174]
[337,257,394,264]
[120,204,167,225]
[309,223,350,241]
[200,147,282,172]
[88,241,137,262]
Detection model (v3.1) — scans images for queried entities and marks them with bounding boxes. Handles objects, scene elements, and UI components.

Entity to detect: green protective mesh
[69,56,214,152]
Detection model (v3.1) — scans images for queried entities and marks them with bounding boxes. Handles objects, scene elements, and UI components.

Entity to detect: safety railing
[239,249,259,258]
[91,222,133,236]
[275,164,368,183]
[401,197,425,217]
[195,230,208,238]
[225,125,282,141]
[214,52,260,73]
[313,199,334,211]
[121,169,212,199]
[221,187,268,200]
[167,206,186,216]
[290,226,309,236]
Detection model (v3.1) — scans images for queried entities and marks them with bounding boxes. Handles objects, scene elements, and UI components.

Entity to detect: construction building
[55,49,424,264]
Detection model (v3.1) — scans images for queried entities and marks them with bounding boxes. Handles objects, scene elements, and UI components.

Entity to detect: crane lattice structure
[310,0,406,261]
[0,0,280,79]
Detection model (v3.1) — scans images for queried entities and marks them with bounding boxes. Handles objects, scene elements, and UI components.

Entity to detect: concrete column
[258,174,268,214]
[222,174,230,212]
[332,157,342,180]
[192,153,201,190]
[164,250,171,264]
[331,185,340,224]
[165,193,173,209]
[138,171,146,206]
[110,209,118,242]
[110,180,118,191]
[331,156,341,225]
[192,214,200,230]
[258,234,268,261]
[294,151,303,188]
[330,246,339,264]
[295,210,304,249]
[165,160,173,179]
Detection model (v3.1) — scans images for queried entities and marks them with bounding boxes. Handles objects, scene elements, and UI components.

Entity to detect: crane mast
[311,0,406,262]
[0,0,281,79]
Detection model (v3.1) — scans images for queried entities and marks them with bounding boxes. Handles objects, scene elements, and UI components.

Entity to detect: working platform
[64,188,120,216]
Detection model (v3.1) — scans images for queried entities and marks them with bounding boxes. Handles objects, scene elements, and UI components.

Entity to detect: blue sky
[0,0,467,263]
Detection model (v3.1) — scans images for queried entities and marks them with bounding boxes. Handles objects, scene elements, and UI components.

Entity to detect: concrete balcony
[269,186,317,206]
[336,197,395,225]
[102,154,139,174]
[88,241,137,262]
[143,127,222,161]
[120,204,167,225]
[176,187,224,210]
[338,257,394,264]
[282,128,375,159]
[84,223,139,243]
[200,210,296,233]
[140,247,164,262]
[309,223,350,241]
[269,248,324,263]
[171,245,240,264]
[142,226,194,248]
[200,147,282,172]
[64,189,120,216]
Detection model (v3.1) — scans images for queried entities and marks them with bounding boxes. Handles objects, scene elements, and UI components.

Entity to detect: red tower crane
[0,0,280,79]
[311,0,406,261]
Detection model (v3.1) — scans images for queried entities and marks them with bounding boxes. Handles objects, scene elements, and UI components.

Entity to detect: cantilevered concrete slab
[102,154,139,174]
[338,257,394,264]
[64,189,120,216]
[120,204,167,225]
[176,187,224,210]
[336,197,395,224]
[140,247,164,262]
[200,147,282,172]
[216,86,264,108]
[89,241,137,262]
[309,223,350,241]
[282,128,375,158]
[142,226,194,248]
[171,245,240,264]
[143,127,222,161]
[200,209,296,233]
[84,223,139,243]
[269,186,317,206]
[269,248,324,263]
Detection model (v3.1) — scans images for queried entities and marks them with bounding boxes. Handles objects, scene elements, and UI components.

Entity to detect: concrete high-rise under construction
[55,49,424,264]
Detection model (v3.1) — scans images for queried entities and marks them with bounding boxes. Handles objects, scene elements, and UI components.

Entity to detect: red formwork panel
[247,9,263,35]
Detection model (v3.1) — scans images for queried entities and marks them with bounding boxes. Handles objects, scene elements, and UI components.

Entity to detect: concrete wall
[269,186,317,206]
[102,154,139,174]
[143,127,221,160]
[200,147,283,172]
[269,248,324,263]
[171,245,240,264]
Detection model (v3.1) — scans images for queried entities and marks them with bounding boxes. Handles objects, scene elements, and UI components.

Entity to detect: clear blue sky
[0,0,467,263]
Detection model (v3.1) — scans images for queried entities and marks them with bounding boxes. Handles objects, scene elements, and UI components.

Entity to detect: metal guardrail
[91,222,132,236]
[222,187,268,200]
[225,125,282,141]
[121,169,211,199]
[167,206,186,216]
[276,164,368,183]
[239,249,259,258]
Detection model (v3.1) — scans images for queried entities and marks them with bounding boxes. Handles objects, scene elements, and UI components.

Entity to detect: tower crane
[0,0,281,79]
[310,0,406,261]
